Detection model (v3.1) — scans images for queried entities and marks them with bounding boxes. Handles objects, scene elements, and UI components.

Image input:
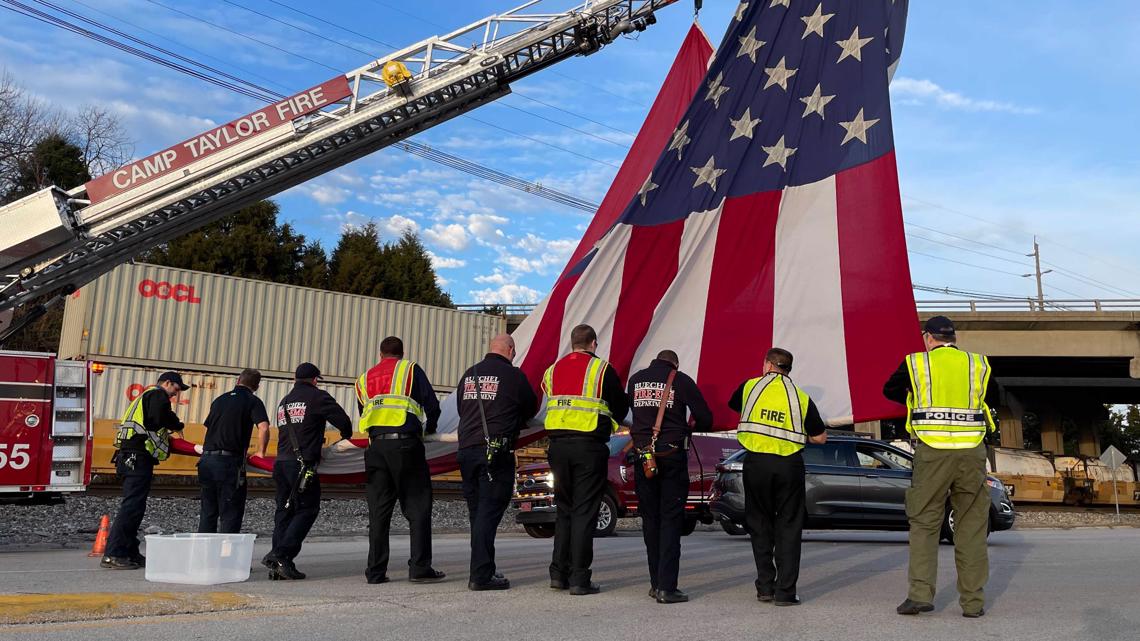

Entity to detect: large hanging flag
[514,0,918,429]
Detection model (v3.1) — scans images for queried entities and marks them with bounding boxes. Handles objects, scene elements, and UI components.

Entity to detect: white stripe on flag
[510,290,552,367]
[629,202,723,376]
[559,224,634,360]
[772,176,853,423]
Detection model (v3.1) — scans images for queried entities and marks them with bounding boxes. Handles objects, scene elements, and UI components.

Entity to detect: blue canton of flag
[624,0,909,226]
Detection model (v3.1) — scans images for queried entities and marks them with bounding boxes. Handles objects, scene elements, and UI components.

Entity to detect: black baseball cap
[923,315,956,336]
[294,362,322,380]
[157,371,190,391]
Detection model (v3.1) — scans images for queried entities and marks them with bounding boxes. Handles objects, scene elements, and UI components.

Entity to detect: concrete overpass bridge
[458,298,1140,457]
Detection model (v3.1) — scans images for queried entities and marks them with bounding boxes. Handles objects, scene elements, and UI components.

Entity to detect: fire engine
[0,0,679,495]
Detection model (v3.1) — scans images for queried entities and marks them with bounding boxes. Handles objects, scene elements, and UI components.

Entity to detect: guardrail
[458,299,1140,315]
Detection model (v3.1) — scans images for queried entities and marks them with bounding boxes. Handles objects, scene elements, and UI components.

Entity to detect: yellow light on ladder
[381,60,413,88]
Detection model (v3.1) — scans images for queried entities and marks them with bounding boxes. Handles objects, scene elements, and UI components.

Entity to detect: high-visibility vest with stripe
[736,373,811,457]
[905,346,996,450]
[542,352,618,433]
[114,386,172,461]
[356,359,426,433]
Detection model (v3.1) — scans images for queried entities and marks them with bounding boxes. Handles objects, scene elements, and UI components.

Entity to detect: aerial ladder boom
[0,0,678,313]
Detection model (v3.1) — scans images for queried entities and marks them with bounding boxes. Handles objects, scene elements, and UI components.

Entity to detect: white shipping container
[60,262,504,390]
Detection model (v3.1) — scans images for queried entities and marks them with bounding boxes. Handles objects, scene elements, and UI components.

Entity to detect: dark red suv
[513,433,743,537]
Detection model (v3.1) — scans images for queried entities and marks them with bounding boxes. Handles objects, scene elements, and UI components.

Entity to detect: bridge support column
[997,390,1025,449]
[1039,408,1065,455]
[854,420,881,439]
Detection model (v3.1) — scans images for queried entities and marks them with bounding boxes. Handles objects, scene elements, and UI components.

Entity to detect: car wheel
[940,508,992,544]
[682,518,698,536]
[720,521,748,536]
[594,495,618,537]
[523,524,555,539]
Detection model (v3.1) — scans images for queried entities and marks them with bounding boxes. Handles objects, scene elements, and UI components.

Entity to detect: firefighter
[358,336,444,585]
[102,371,188,570]
[728,348,827,606]
[627,350,713,604]
[197,368,270,534]
[456,334,538,590]
[264,363,353,580]
[542,324,628,595]
[883,316,994,618]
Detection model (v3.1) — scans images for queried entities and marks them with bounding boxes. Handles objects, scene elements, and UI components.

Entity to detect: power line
[493,102,631,149]
[511,91,637,137]
[221,0,383,59]
[905,232,1031,268]
[907,250,1026,278]
[904,219,1025,257]
[462,114,621,169]
[264,0,398,50]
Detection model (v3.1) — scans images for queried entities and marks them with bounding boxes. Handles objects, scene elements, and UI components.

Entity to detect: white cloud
[469,284,542,304]
[467,213,509,244]
[428,252,467,270]
[305,184,351,206]
[423,223,469,252]
[436,275,450,287]
[474,270,510,285]
[323,210,370,231]
[380,214,419,238]
[891,77,1040,115]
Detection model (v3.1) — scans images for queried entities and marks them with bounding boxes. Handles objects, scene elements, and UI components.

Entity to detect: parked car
[513,433,741,538]
[709,436,1015,541]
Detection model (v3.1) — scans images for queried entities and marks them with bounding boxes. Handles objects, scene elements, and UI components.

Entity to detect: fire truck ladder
[0,0,677,314]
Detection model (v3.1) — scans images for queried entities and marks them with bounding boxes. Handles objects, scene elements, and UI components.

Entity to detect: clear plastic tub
[144,533,257,585]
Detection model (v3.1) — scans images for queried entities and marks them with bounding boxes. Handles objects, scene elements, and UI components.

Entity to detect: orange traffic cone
[88,514,110,557]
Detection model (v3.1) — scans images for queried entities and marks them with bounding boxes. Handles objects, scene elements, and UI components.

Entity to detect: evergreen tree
[327,224,453,307]
[2,134,91,203]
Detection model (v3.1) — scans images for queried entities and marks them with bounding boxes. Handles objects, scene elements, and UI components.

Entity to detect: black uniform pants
[457,445,515,584]
[635,450,688,592]
[197,454,247,534]
[548,436,609,587]
[270,459,321,563]
[744,450,806,601]
[364,437,434,581]
[106,452,154,559]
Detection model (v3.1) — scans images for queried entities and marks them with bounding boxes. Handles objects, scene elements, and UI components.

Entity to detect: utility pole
[1023,236,1053,311]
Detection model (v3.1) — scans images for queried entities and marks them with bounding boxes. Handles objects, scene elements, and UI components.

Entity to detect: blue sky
[3,1,1138,304]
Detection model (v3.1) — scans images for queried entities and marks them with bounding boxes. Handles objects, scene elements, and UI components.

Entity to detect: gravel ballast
[2,495,1137,549]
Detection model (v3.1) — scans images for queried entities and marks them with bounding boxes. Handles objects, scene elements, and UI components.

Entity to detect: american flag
[512,0,918,429]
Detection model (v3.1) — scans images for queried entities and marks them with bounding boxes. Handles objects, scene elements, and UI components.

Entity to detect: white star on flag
[801,3,835,39]
[691,156,727,191]
[836,26,874,63]
[838,108,880,144]
[667,120,691,160]
[763,56,798,91]
[799,83,836,119]
[638,174,658,206]
[761,135,797,169]
[770,0,790,7]
[736,26,767,63]
[734,1,749,21]
[728,107,761,141]
[705,72,730,109]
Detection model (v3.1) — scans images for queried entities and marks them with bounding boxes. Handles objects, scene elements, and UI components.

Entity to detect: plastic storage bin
[144,533,256,585]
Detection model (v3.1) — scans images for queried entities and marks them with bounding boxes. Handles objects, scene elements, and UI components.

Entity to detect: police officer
[264,363,352,580]
[357,336,443,585]
[728,348,827,606]
[883,316,994,618]
[457,334,538,591]
[627,350,713,604]
[543,324,628,595]
[102,371,188,570]
[197,368,270,534]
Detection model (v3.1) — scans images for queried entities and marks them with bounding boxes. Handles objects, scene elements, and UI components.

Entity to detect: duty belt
[370,431,420,441]
[202,449,241,456]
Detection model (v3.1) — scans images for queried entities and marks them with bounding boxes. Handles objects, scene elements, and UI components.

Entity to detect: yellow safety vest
[542,356,618,433]
[736,373,811,457]
[905,346,996,450]
[114,385,172,461]
[356,359,427,433]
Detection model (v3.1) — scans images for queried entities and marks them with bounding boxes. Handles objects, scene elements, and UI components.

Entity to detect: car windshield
[608,435,631,457]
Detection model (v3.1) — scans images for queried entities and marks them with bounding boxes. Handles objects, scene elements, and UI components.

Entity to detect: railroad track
[85,482,465,500]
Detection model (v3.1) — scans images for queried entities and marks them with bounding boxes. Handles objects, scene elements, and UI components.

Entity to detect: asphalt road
[1,527,1137,641]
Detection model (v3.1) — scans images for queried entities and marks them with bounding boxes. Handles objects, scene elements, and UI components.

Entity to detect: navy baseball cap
[294,362,322,380]
[923,316,956,336]
[157,371,190,390]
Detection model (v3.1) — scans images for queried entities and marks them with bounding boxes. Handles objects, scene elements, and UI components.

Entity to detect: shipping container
[60,262,504,389]
[87,363,358,478]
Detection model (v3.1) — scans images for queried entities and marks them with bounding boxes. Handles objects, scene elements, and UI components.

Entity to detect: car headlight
[545,472,554,489]
[985,477,1004,491]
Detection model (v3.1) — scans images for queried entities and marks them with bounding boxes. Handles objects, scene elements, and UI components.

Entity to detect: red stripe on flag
[558,25,714,281]
[519,273,581,397]
[609,221,685,379]
[698,191,782,428]
[835,151,922,422]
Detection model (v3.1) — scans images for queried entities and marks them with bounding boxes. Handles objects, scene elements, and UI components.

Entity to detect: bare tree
[1,70,133,198]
